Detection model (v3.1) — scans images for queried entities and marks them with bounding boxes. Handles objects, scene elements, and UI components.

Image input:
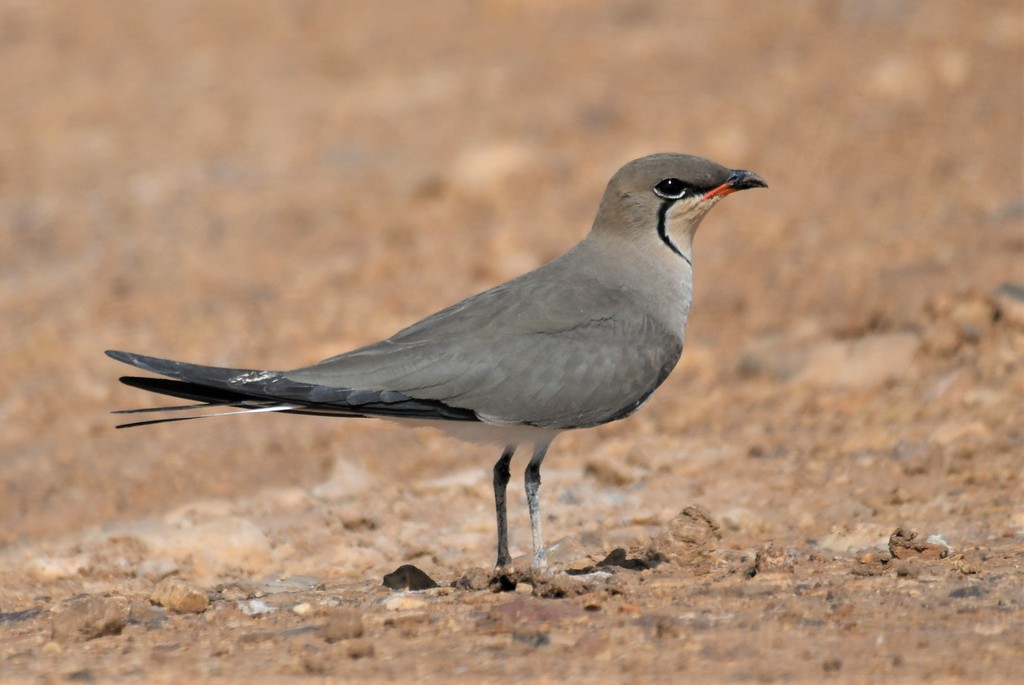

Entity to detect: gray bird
[107,153,767,570]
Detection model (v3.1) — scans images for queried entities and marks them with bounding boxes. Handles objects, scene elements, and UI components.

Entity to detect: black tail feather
[113,402,220,415]
[115,414,225,429]
[117,375,261,406]
[105,349,481,427]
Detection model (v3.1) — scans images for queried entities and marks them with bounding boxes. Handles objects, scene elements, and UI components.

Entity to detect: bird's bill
[702,169,768,200]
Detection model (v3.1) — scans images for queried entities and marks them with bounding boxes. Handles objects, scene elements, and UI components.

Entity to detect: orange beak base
[701,169,768,201]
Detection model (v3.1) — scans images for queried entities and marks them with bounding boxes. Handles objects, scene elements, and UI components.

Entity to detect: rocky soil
[1,1,1021,683]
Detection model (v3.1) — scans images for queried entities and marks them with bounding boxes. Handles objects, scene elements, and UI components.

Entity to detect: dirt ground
[1,1,1022,683]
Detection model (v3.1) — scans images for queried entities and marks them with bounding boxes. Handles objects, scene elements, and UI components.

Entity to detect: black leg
[492,445,516,568]
[524,442,551,570]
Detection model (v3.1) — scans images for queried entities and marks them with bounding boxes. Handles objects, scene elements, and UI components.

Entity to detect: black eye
[653,178,689,199]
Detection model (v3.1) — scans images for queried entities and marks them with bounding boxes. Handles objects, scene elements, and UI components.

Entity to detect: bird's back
[285,239,687,429]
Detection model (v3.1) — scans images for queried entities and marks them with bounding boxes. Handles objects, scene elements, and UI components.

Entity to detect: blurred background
[0,1,1020,550]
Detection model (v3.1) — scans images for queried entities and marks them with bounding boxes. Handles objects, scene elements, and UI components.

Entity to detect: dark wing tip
[106,350,162,371]
[114,415,207,429]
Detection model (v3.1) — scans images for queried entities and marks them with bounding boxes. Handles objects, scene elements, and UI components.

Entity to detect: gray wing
[285,276,683,429]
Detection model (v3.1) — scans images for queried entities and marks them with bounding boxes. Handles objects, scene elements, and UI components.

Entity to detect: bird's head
[593,153,767,264]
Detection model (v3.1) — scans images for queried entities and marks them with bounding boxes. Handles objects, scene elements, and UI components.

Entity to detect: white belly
[388,417,562,447]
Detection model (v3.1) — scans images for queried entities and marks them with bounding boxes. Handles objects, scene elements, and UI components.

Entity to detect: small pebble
[888,528,950,561]
[150,577,210,614]
[954,557,981,575]
[645,505,721,572]
[753,542,795,575]
[382,564,438,591]
[238,599,273,616]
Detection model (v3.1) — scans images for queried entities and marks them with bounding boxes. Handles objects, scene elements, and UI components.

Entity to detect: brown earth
[1,1,1022,683]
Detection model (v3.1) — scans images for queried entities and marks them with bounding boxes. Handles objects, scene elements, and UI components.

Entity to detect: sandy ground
[1,1,1022,682]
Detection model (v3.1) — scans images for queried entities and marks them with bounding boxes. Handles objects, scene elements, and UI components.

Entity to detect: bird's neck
[572,231,694,334]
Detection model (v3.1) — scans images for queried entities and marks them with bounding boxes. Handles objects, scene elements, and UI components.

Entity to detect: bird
[107,152,767,571]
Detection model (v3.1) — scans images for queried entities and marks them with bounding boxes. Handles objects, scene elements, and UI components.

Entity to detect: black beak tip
[727,169,768,190]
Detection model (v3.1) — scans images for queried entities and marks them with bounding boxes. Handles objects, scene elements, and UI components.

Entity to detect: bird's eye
[653,178,688,199]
